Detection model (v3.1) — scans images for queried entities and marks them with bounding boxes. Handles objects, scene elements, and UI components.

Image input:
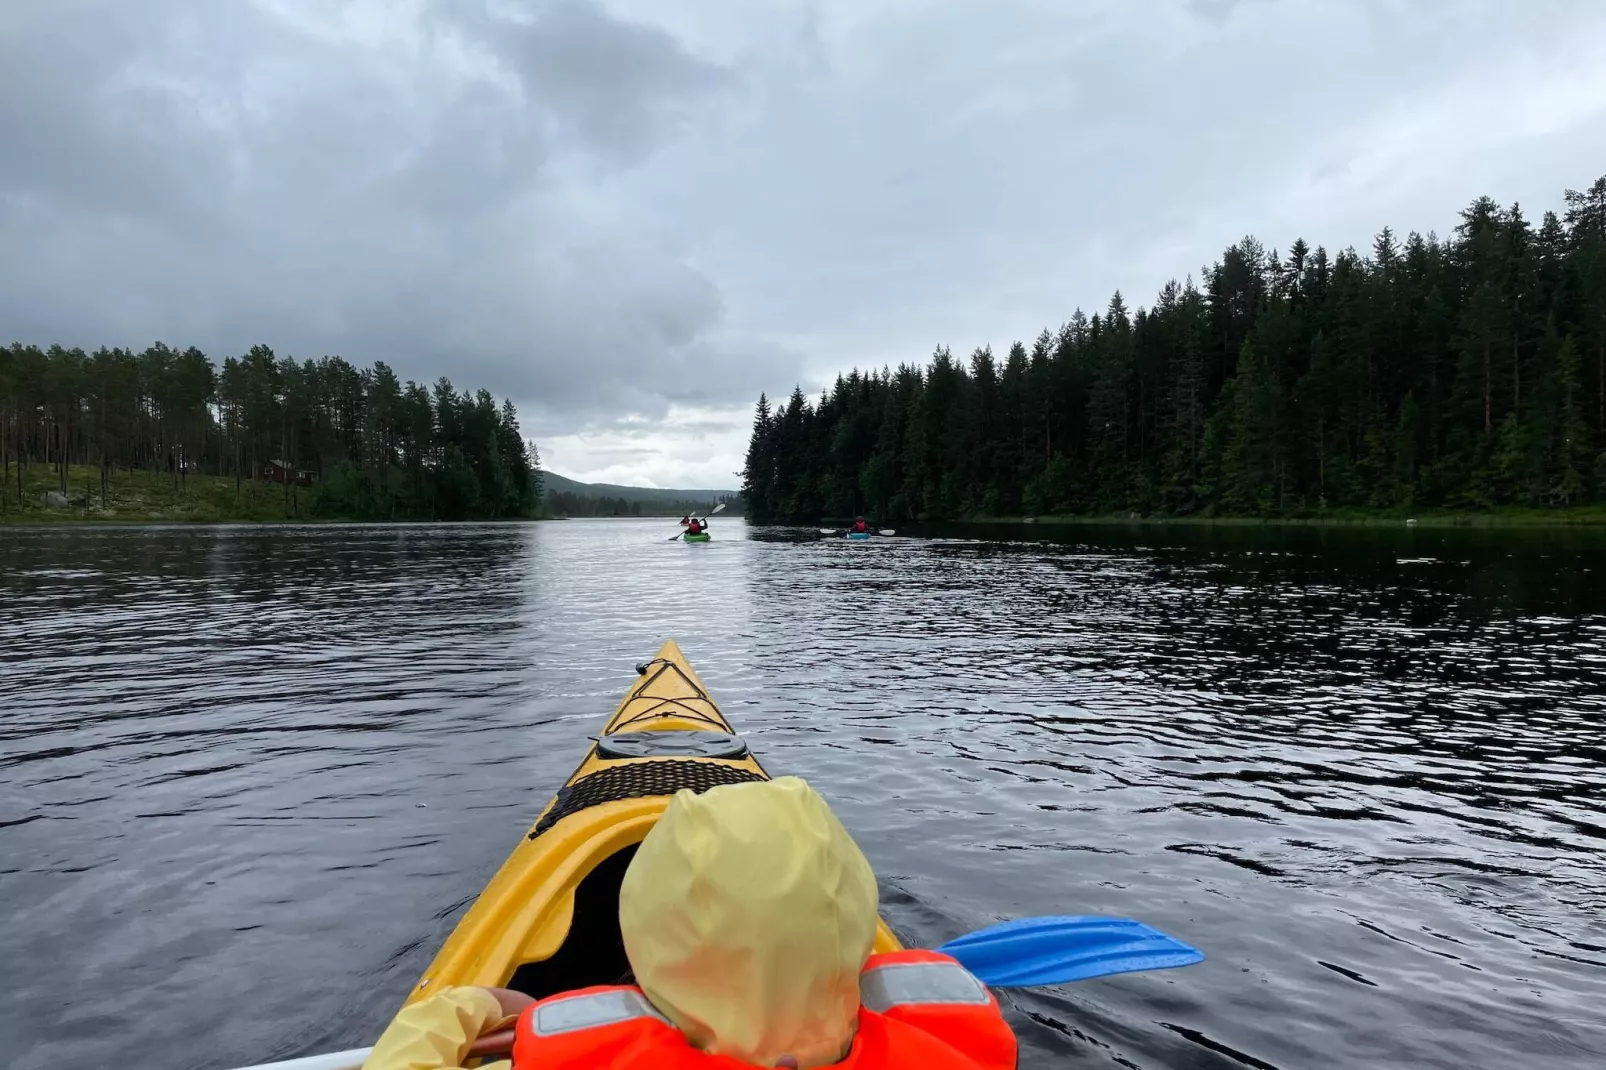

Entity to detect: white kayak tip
[226,1047,373,1070]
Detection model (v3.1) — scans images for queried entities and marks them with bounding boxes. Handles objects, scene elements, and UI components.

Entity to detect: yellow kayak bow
[402,639,902,1007]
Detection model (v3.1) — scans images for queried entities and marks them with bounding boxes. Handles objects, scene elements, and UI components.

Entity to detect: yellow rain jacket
[363,776,879,1070]
[361,985,516,1070]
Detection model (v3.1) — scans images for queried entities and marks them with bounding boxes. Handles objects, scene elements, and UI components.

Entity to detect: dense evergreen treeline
[0,343,542,519]
[744,177,1606,521]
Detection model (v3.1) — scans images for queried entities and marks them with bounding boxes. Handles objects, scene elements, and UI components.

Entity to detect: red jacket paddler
[513,950,1017,1070]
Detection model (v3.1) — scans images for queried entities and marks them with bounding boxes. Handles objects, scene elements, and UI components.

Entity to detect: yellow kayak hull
[401,639,902,1007]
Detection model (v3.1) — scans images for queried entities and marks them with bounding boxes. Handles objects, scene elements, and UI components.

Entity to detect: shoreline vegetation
[0,462,737,525]
[1,344,542,524]
[0,342,740,525]
[939,510,1606,529]
[815,506,1606,529]
[743,176,1606,528]
[1,462,537,525]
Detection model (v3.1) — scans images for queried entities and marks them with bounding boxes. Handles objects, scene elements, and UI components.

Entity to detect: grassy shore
[959,508,1606,529]
[0,463,339,523]
[13,465,1604,527]
[1,464,713,524]
[815,507,1606,529]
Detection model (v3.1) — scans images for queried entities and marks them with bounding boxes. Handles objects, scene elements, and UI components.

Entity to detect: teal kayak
[846,531,871,540]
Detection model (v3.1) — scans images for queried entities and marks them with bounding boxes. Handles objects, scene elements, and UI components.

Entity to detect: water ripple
[3,519,1605,1069]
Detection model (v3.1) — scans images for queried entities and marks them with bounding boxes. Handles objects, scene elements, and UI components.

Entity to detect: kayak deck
[402,640,900,1007]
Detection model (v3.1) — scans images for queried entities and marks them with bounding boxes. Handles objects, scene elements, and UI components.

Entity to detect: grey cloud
[562,445,657,459]
[0,2,242,235]
[386,0,733,215]
[639,0,1605,370]
[0,0,774,436]
[661,418,747,435]
[3,0,1602,485]
[1184,0,1274,23]
[460,0,732,165]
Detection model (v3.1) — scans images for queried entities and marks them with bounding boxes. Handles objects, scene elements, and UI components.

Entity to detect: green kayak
[683,532,711,542]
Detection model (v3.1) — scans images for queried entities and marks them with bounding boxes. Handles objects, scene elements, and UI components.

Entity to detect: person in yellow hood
[363,777,1017,1070]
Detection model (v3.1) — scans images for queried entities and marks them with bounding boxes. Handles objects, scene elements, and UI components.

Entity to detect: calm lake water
[3,518,1605,1070]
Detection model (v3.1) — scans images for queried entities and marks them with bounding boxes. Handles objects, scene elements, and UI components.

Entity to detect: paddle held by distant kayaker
[363,777,1018,1070]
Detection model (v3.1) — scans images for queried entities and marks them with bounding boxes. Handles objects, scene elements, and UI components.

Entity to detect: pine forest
[0,344,542,521]
[743,177,1606,523]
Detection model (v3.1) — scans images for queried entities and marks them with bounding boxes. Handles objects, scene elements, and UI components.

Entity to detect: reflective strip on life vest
[859,961,991,1014]
[533,989,669,1037]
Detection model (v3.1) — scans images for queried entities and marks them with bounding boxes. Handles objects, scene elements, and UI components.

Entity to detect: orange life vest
[512,949,1016,1070]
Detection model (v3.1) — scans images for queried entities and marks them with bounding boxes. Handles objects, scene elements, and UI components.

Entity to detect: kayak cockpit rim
[406,803,665,1004]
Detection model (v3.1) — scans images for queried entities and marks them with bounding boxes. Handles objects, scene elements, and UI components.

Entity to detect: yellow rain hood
[619,777,879,1069]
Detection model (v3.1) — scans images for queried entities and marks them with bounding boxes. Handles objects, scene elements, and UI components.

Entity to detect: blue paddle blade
[938,915,1204,988]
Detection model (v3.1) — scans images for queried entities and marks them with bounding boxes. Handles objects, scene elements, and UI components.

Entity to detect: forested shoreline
[0,343,542,521]
[743,176,1606,522]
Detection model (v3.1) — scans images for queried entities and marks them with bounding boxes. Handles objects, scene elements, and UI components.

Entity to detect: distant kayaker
[849,516,870,534]
[362,777,1017,1070]
[680,515,691,525]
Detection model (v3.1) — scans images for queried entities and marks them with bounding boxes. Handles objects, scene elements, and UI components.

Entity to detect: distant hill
[541,471,741,517]
[542,471,738,504]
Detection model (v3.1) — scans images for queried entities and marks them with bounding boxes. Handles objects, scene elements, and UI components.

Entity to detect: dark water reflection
[3,519,1604,1069]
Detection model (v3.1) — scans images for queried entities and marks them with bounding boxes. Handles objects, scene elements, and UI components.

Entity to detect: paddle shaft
[672,501,726,539]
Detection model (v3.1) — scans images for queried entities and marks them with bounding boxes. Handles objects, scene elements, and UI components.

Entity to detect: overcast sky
[3,0,1603,487]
